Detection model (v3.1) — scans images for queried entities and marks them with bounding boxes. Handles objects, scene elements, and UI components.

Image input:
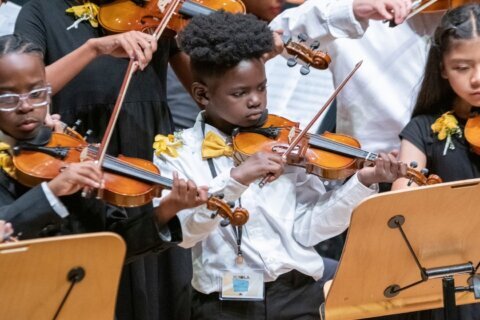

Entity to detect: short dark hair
[0,34,44,59]
[413,4,480,117]
[178,11,273,80]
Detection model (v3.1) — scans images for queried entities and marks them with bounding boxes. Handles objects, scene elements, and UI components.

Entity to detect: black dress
[400,114,480,181]
[14,0,176,160]
[397,114,480,320]
[15,1,192,319]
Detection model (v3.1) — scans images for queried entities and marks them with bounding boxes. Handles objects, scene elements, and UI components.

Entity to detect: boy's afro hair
[178,11,273,76]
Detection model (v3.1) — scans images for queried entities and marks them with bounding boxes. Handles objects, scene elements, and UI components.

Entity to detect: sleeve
[269,0,368,43]
[293,172,377,247]
[14,1,48,52]
[153,154,248,249]
[399,116,430,155]
[168,37,180,58]
[0,184,64,239]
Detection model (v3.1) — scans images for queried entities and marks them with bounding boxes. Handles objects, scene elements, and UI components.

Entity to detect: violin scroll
[406,161,443,186]
[206,196,249,226]
[283,34,331,75]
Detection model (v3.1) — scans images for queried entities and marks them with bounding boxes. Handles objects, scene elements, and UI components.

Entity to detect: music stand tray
[0,232,125,320]
[325,178,480,319]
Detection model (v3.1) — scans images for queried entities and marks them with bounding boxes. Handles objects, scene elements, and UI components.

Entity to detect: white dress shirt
[269,0,444,152]
[153,112,377,294]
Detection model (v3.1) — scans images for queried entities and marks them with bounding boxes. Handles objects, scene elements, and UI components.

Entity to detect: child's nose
[471,66,480,87]
[16,97,34,113]
[248,94,261,108]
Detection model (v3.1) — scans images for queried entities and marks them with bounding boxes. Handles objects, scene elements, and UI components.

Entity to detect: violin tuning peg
[287,57,297,67]
[310,40,320,50]
[300,65,311,75]
[227,201,235,208]
[298,33,308,42]
[71,119,82,131]
[220,218,231,227]
[420,168,429,176]
[216,193,224,199]
[409,161,418,169]
[84,129,93,141]
[12,146,20,156]
[282,35,292,45]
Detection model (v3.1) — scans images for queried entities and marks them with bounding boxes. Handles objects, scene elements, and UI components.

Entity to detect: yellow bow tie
[0,142,15,179]
[202,131,233,159]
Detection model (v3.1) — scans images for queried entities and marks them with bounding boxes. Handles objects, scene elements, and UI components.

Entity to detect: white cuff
[41,182,69,218]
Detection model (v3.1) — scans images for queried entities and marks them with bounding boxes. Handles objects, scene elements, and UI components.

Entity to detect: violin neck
[88,146,173,189]
[308,135,378,162]
[179,1,214,18]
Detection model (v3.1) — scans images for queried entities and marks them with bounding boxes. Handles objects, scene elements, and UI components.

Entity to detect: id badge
[220,269,264,301]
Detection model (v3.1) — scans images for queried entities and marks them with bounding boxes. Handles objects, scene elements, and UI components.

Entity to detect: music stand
[324,178,480,319]
[0,232,125,320]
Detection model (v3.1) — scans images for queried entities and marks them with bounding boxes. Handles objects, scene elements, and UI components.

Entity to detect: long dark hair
[412,4,480,117]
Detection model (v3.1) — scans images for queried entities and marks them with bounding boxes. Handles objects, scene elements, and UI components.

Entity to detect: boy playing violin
[153,12,407,319]
[0,34,208,260]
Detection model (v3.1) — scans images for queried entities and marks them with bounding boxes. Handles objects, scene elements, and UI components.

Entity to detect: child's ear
[192,82,209,108]
[440,62,448,79]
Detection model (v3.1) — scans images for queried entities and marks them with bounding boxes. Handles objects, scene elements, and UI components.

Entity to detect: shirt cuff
[344,173,379,199]
[156,223,172,242]
[208,170,249,202]
[41,182,69,218]
[326,0,368,38]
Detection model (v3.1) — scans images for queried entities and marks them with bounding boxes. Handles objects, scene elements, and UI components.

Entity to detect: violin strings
[307,134,377,159]
[86,146,173,188]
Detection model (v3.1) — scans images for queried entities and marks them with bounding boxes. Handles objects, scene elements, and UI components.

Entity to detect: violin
[232,114,442,186]
[464,114,480,155]
[98,0,246,34]
[413,0,473,13]
[12,129,249,226]
[283,34,331,75]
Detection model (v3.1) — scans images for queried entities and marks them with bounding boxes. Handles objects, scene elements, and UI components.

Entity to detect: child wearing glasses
[0,34,207,260]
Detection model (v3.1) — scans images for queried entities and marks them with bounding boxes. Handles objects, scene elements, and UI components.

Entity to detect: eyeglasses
[0,86,51,112]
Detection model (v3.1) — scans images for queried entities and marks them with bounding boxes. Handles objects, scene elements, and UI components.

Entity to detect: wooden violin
[232,114,442,185]
[412,0,474,13]
[98,0,246,34]
[464,114,480,155]
[12,129,249,226]
[283,33,331,75]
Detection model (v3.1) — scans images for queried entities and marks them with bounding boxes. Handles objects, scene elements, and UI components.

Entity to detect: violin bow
[84,0,182,197]
[258,60,363,187]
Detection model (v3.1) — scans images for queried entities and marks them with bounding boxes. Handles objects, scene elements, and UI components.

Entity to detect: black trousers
[191,258,338,320]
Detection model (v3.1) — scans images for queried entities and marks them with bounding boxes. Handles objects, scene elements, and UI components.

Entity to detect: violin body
[98,0,246,34]
[13,133,163,207]
[233,114,361,180]
[465,114,480,155]
[417,0,476,13]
